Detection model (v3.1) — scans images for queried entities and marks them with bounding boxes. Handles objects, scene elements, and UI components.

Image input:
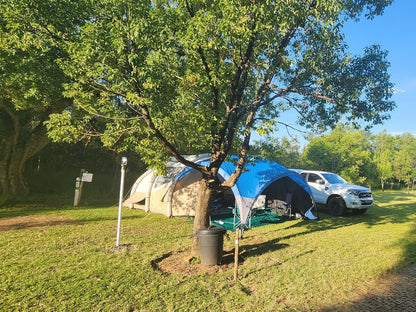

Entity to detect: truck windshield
[322,173,347,184]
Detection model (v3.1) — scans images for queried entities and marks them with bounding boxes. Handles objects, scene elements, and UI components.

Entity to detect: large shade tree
[3,0,395,255]
[0,17,73,194]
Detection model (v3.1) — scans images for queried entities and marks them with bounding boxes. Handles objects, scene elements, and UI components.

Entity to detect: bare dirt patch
[0,215,85,231]
[153,248,239,276]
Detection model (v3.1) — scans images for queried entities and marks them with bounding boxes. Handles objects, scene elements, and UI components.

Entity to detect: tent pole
[145,173,156,213]
[233,228,240,281]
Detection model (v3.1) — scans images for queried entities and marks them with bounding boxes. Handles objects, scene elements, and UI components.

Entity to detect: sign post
[73,170,93,206]
[116,157,127,247]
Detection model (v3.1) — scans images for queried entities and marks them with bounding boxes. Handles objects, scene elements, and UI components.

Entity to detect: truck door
[306,173,327,204]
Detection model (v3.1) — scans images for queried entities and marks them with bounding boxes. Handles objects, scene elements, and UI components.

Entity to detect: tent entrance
[209,187,294,232]
[210,175,313,231]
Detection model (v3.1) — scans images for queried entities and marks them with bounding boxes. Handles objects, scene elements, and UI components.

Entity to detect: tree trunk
[7,151,28,194]
[1,136,50,195]
[0,104,50,195]
[0,103,19,195]
[0,135,14,194]
[190,177,215,257]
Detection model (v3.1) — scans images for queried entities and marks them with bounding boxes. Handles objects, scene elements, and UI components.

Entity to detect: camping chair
[274,193,293,217]
[251,195,281,224]
[210,205,247,236]
[249,195,266,221]
[231,205,243,229]
[228,204,252,230]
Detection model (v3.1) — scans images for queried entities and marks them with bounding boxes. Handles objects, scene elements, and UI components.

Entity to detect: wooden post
[233,228,240,281]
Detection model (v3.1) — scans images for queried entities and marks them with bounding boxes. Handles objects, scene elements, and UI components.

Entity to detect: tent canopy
[176,156,315,224]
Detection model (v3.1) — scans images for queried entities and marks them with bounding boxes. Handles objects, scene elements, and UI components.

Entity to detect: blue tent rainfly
[176,156,317,226]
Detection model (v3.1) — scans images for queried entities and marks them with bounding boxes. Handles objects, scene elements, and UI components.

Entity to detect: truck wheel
[352,209,367,215]
[327,197,346,216]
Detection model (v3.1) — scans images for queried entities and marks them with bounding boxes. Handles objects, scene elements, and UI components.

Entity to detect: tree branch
[271,87,339,104]
[139,103,208,174]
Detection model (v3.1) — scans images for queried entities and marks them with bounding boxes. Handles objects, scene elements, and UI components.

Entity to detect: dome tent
[124,155,317,225]
[124,154,211,217]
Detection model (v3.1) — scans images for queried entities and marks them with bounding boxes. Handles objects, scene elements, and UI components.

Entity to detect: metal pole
[116,157,127,247]
[74,177,81,206]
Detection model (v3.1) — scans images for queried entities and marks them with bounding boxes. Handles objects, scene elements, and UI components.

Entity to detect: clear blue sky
[272,0,416,143]
[343,0,416,136]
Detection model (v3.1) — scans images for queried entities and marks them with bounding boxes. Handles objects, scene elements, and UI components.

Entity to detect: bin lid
[197,225,227,235]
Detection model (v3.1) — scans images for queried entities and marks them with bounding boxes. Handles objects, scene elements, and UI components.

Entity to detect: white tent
[124,154,211,217]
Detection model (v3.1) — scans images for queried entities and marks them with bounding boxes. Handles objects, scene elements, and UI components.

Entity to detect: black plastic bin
[197,225,227,265]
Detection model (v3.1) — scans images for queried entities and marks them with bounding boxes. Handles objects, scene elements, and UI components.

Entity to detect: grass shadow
[240,239,289,259]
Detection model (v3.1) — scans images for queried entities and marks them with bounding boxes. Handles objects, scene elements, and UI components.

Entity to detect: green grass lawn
[1,190,416,311]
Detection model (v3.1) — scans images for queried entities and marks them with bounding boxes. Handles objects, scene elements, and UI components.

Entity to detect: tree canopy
[4,0,391,169]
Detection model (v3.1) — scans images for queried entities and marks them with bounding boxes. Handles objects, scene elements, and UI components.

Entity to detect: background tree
[303,124,375,185]
[251,135,302,168]
[392,133,416,191]
[0,24,72,195]
[372,130,395,191]
[4,0,395,256]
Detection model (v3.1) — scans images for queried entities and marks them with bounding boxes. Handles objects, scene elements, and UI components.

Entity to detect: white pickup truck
[293,170,373,216]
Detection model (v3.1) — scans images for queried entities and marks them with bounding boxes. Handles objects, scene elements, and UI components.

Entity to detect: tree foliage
[251,135,302,168]
[13,0,393,168]
[0,12,72,194]
[372,130,394,190]
[303,124,375,185]
[392,133,416,189]
[301,127,416,190]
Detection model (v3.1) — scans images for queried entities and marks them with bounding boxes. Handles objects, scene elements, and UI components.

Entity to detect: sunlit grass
[1,190,416,311]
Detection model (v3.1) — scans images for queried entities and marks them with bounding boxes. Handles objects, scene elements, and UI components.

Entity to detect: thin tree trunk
[191,177,214,257]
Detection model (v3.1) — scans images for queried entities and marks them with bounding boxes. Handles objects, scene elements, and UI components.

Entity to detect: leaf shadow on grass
[240,239,290,259]
[238,240,290,278]
[216,193,416,278]
[220,191,416,311]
